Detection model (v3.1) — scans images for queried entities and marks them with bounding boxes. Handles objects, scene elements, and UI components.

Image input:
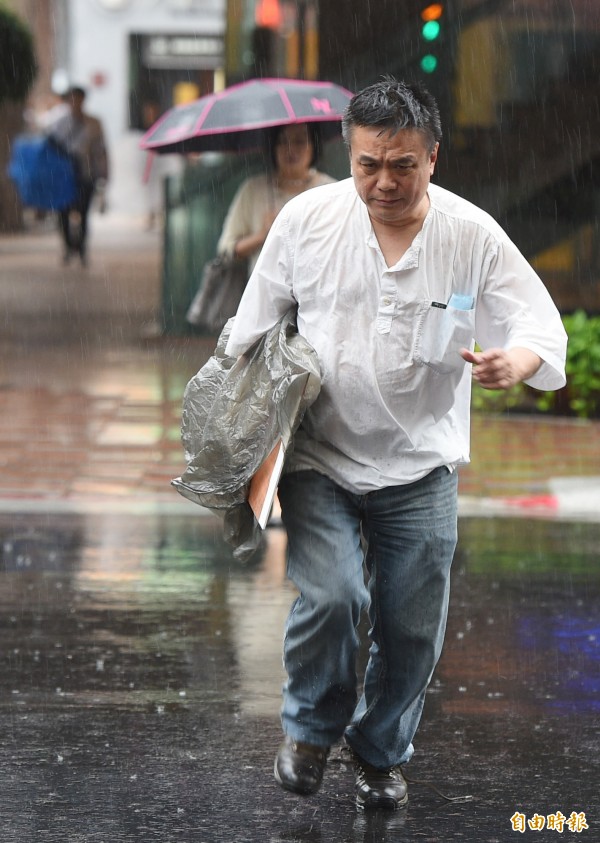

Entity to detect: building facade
[23,0,226,212]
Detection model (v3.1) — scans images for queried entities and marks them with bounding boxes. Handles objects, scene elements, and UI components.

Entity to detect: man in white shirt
[226,77,567,810]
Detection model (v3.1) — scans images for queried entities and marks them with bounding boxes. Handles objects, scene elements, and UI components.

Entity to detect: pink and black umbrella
[140,77,354,155]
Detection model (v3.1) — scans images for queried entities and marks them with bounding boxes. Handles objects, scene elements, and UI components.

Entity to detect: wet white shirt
[226,179,567,493]
[217,171,335,273]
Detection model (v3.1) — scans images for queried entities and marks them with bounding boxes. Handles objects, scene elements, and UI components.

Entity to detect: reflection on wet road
[0,512,597,841]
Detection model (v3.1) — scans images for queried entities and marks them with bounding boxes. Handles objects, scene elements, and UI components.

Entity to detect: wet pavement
[0,213,598,841]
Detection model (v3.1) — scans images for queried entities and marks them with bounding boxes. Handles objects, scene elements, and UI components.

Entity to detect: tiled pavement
[1,210,599,520]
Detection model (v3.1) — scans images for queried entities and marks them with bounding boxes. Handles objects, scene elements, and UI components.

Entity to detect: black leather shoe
[274,736,329,795]
[353,753,408,810]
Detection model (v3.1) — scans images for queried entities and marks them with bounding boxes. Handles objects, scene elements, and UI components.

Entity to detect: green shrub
[0,6,37,104]
[535,310,600,418]
[470,381,525,414]
[471,310,600,419]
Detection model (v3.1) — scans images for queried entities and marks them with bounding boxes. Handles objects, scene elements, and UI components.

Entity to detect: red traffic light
[421,3,444,22]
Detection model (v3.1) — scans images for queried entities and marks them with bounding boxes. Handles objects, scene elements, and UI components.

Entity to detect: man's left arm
[460,346,542,390]
[90,117,109,181]
[470,239,567,392]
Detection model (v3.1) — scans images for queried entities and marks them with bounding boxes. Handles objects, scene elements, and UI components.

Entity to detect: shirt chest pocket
[414,296,475,375]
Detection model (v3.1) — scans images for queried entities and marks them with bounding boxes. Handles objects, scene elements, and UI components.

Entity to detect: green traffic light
[420,54,438,73]
[422,20,441,41]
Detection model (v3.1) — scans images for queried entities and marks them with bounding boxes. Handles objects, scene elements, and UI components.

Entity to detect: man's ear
[430,142,439,174]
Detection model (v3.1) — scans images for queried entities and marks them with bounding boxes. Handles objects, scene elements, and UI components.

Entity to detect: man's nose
[377,169,397,190]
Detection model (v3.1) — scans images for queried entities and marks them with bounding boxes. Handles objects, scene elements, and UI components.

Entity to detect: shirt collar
[364,192,434,271]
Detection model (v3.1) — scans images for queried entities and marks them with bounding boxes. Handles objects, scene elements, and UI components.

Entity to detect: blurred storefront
[42,0,228,213]
[129,31,224,130]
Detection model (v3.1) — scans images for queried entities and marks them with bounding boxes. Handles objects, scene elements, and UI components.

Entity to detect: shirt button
[382,296,392,306]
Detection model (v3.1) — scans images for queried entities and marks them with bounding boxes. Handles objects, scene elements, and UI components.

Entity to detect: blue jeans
[277,466,458,769]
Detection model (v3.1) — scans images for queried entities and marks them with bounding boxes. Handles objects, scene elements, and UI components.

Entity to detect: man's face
[69,91,85,115]
[349,125,438,228]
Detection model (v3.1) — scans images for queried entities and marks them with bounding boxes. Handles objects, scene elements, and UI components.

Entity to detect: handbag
[186,254,248,333]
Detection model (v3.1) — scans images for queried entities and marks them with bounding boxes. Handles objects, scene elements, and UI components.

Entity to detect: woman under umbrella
[217,122,335,272]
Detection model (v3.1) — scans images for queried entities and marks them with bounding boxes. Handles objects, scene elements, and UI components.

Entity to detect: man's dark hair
[342,76,442,152]
[69,85,86,99]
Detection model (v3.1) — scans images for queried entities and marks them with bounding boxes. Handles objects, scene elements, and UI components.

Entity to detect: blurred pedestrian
[217,122,336,273]
[225,77,567,810]
[48,86,109,265]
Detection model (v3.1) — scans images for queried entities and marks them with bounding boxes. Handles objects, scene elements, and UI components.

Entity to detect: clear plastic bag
[172,309,321,560]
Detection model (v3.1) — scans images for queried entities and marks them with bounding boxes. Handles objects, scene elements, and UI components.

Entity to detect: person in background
[224,77,567,811]
[217,122,335,273]
[48,86,109,266]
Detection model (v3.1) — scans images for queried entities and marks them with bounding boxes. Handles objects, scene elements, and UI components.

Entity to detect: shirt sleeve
[216,178,254,257]
[475,237,567,391]
[90,120,109,181]
[225,207,296,357]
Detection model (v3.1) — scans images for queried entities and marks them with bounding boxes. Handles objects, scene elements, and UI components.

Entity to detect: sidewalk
[1,210,599,520]
[0,210,214,513]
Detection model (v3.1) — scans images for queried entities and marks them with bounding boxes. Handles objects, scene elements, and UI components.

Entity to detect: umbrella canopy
[140,77,354,155]
[8,135,77,211]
